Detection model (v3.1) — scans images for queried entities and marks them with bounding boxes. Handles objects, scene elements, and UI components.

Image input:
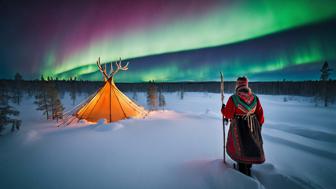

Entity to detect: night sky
[1,0,336,81]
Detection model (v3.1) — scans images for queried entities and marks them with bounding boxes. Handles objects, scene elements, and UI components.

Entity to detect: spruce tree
[48,83,64,122]
[35,82,64,121]
[320,61,332,81]
[179,89,184,100]
[34,84,51,119]
[14,73,22,81]
[158,91,166,110]
[320,61,333,107]
[146,81,158,110]
[52,98,64,122]
[0,92,21,134]
[69,84,77,105]
[12,73,23,105]
[132,91,138,101]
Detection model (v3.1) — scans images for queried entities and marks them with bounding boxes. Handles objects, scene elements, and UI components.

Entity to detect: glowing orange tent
[74,58,146,123]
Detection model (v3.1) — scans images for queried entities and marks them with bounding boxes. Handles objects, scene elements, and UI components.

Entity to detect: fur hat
[235,76,249,91]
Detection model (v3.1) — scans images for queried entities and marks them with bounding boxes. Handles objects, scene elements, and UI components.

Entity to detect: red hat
[236,76,248,91]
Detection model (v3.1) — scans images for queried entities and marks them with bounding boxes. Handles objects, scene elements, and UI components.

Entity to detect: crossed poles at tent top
[97,57,129,81]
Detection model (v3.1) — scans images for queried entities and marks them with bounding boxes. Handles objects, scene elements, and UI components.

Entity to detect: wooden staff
[220,72,226,164]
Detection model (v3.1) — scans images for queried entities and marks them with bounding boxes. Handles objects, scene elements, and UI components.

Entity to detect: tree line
[1,79,334,134]
[0,62,334,134]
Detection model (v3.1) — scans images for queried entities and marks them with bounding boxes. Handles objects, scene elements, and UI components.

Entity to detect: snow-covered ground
[0,92,335,189]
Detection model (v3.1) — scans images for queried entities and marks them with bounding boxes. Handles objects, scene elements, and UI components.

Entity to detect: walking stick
[220,72,226,164]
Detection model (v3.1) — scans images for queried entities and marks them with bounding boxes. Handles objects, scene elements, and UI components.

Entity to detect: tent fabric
[75,78,146,122]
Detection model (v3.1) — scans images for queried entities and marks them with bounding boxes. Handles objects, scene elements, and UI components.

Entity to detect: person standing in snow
[221,76,265,176]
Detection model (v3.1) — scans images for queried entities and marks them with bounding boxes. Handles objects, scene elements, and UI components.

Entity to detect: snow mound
[25,130,40,142]
[83,119,125,132]
[78,119,88,124]
[183,159,264,189]
[146,110,183,120]
[97,118,108,125]
[200,109,221,119]
[253,164,313,189]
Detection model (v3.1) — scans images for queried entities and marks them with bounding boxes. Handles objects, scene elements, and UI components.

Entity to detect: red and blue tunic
[221,93,265,164]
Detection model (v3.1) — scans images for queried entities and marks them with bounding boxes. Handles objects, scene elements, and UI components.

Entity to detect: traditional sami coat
[221,92,265,164]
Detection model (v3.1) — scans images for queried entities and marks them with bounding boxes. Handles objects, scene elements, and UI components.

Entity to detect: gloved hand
[223,118,229,125]
[221,104,228,125]
[221,104,226,111]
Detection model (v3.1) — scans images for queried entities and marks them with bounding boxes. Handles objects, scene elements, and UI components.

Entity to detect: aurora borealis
[1,0,336,81]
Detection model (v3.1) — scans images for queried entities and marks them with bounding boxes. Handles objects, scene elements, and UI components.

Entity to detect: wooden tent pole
[110,80,112,122]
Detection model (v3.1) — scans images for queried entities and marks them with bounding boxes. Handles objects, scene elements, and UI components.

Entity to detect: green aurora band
[56,36,336,82]
[47,0,336,81]
[112,49,335,82]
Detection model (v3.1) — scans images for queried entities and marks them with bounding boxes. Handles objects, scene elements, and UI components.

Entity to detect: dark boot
[238,163,251,176]
[246,164,252,176]
[246,167,251,176]
[238,163,246,175]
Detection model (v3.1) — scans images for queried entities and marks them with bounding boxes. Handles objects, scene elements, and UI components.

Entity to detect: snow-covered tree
[319,61,333,107]
[35,82,64,121]
[34,89,50,119]
[320,61,332,81]
[51,98,64,122]
[69,85,77,105]
[158,91,166,110]
[132,91,138,101]
[179,89,184,100]
[48,83,64,122]
[47,82,64,122]
[14,73,22,81]
[147,81,158,110]
[11,87,22,105]
[12,72,23,105]
[0,92,21,134]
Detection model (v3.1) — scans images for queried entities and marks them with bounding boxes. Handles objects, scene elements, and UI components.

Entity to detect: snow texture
[0,92,335,189]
